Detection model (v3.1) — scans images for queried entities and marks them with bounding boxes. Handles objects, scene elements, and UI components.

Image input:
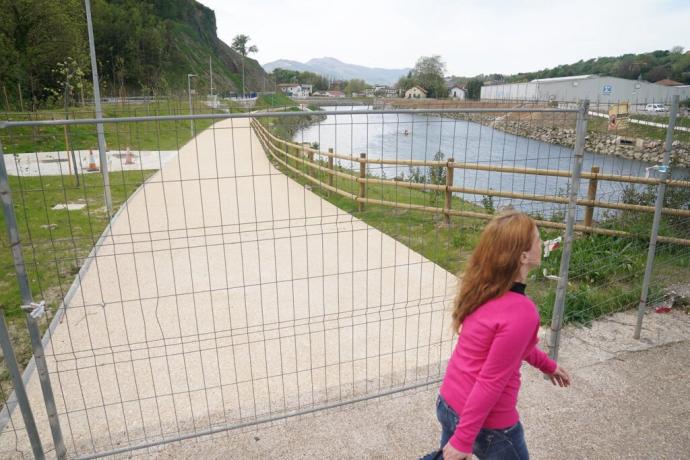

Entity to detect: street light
[187,73,197,137]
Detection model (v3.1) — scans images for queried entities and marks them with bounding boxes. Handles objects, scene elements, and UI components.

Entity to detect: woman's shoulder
[482,291,539,323]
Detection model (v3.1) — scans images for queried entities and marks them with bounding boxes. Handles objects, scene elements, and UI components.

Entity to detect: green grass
[632,113,690,128]
[588,114,690,143]
[1,100,224,153]
[255,93,298,110]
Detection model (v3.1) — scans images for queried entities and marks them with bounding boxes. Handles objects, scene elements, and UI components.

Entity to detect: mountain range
[262,57,410,86]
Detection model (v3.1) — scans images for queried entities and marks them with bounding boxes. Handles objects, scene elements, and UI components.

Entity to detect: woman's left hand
[442,442,472,460]
[547,365,571,387]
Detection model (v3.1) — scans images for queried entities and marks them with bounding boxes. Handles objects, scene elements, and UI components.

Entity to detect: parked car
[645,103,668,113]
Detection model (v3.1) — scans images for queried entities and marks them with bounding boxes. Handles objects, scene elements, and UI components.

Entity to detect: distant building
[384,88,399,97]
[448,84,466,100]
[405,86,427,99]
[277,83,312,98]
[481,74,690,103]
[326,90,346,98]
[366,85,399,97]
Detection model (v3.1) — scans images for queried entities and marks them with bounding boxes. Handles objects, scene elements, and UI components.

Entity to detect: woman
[438,212,571,460]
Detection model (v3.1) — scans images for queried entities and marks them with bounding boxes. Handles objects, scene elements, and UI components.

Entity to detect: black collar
[510,282,526,295]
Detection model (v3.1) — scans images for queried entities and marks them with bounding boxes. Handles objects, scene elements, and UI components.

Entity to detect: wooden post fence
[584,165,600,228]
[328,148,334,196]
[444,157,455,225]
[359,153,366,212]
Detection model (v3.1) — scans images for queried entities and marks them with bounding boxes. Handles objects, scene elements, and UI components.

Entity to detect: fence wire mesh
[0,99,687,458]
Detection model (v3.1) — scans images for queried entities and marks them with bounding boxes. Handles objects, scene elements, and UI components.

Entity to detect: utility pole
[209,56,214,105]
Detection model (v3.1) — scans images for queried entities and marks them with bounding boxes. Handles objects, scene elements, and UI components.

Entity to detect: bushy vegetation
[0,0,268,109]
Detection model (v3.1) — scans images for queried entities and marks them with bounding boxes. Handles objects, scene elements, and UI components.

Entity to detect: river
[293,106,688,220]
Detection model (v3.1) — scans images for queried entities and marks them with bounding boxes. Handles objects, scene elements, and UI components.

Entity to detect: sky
[198,0,690,76]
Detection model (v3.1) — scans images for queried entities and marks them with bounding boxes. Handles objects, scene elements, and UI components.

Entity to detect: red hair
[452,212,537,331]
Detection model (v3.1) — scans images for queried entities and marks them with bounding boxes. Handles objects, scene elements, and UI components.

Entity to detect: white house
[405,86,427,99]
[277,83,312,98]
[448,85,466,100]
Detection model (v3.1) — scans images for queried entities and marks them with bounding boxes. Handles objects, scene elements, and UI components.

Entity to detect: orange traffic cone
[86,149,99,172]
[125,146,135,165]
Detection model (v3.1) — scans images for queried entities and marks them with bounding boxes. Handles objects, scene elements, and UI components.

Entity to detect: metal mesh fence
[0,99,687,458]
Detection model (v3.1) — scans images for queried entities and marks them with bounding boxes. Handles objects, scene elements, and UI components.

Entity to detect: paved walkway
[0,118,455,457]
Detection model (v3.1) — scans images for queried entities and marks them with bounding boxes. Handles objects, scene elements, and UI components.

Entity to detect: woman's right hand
[443,441,472,460]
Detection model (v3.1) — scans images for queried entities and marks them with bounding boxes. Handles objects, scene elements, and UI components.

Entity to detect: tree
[413,55,447,98]
[465,79,483,100]
[0,0,86,108]
[645,65,670,82]
[670,54,690,84]
[396,71,415,92]
[344,79,367,96]
[231,34,258,97]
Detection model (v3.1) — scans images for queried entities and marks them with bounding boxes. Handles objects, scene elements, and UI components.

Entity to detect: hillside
[263,57,410,85]
[485,49,690,85]
[0,0,269,107]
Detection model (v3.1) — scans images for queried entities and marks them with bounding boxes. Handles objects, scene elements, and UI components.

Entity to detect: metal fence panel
[0,101,687,457]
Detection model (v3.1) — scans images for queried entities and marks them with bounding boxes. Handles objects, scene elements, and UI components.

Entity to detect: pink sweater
[440,289,557,453]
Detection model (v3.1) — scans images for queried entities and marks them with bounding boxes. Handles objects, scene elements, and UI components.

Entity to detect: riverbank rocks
[492,121,690,168]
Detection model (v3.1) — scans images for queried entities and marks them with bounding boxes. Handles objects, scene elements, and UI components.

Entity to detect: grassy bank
[255,93,298,110]
[1,99,226,153]
[257,95,327,140]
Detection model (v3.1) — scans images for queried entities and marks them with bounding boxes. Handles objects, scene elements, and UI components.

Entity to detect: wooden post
[584,165,600,228]
[444,157,455,225]
[2,84,10,112]
[359,153,366,212]
[307,146,314,176]
[328,148,334,196]
[18,83,24,112]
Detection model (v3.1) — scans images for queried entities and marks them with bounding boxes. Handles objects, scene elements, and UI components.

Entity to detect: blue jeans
[436,395,529,460]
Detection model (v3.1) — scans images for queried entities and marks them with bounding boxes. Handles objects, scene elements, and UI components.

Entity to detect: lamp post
[187,73,196,137]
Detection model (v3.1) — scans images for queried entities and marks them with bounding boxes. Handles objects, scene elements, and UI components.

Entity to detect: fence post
[0,310,45,460]
[307,146,314,176]
[0,140,67,459]
[85,0,112,215]
[444,158,455,225]
[359,153,366,212]
[328,148,334,196]
[547,100,589,362]
[584,165,600,227]
[634,95,679,339]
